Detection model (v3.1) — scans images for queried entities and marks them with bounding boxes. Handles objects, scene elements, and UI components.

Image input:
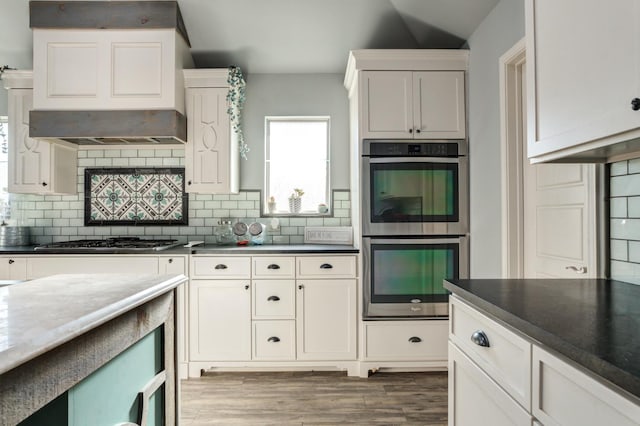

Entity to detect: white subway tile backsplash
[10,147,351,245]
[611,261,640,285]
[87,150,104,158]
[146,158,164,166]
[111,158,129,167]
[610,161,628,176]
[610,160,640,284]
[610,174,640,197]
[120,149,138,158]
[129,158,146,166]
[334,191,350,201]
[629,241,640,263]
[79,158,96,167]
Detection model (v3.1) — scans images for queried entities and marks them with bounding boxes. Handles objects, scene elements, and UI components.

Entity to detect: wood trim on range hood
[29,0,190,46]
[29,110,187,145]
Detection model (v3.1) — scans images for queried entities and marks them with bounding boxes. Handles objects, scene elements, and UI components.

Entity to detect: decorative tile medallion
[84,168,188,226]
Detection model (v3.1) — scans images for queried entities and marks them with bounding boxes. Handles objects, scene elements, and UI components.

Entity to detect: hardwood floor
[180,371,448,425]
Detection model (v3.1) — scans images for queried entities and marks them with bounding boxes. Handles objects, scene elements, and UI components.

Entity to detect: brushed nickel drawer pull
[215,264,228,270]
[471,330,490,347]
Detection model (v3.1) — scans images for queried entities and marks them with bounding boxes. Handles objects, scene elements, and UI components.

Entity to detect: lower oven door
[363,236,469,319]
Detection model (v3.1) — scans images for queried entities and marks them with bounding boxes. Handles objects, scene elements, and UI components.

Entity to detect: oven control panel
[366,142,459,157]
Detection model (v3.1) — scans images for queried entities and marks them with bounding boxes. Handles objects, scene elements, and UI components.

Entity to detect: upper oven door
[362,156,468,236]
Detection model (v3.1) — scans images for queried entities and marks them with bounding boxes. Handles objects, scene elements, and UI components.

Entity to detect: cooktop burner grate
[34,237,181,252]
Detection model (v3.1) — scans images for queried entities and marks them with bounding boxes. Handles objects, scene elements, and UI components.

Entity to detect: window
[265,117,330,215]
[0,117,8,220]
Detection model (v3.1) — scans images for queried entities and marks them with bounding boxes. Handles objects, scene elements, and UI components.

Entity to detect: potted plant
[288,188,304,213]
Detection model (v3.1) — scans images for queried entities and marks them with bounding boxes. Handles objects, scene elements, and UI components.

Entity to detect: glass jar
[215,220,235,245]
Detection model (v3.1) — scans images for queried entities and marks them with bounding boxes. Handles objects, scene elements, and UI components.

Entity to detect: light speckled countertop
[0,273,187,375]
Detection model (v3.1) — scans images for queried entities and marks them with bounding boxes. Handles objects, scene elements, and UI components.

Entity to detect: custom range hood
[28,1,194,144]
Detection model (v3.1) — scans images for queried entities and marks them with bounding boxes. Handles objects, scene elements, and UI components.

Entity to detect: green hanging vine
[227,66,249,160]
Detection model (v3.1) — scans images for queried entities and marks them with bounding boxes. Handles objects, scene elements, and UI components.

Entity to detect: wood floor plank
[181,371,448,425]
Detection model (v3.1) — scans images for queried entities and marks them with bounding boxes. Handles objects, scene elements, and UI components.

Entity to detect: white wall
[467,0,525,277]
[241,74,350,191]
[0,1,32,116]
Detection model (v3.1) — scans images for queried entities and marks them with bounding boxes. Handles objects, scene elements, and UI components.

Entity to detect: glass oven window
[370,162,458,223]
[371,243,458,303]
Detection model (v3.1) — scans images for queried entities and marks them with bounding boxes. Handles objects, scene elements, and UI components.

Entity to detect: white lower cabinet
[363,320,448,361]
[0,256,28,280]
[296,278,357,360]
[189,279,251,361]
[449,295,640,426]
[448,343,532,426]
[532,346,640,426]
[253,320,296,360]
[188,254,358,374]
[25,255,160,279]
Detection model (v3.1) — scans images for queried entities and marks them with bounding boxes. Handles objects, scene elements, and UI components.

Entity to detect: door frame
[500,39,607,279]
[499,38,527,278]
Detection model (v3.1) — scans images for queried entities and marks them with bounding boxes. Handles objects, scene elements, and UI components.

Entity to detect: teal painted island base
[0,274,187,426]
[20,328,164,426]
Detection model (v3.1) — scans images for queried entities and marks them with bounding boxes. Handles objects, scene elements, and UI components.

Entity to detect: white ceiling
[0,0,499,74]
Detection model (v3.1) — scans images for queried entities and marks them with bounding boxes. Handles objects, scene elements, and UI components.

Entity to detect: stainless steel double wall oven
[361,140,469,319]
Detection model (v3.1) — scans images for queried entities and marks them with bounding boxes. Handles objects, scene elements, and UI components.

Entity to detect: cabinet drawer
[191,256,251,279]
[532,346,640,426]
[253,280,295,319]
[449,342,532,426]
[449,296,531,410]
[26,256,159,279]
[253,321,296,360]
[364,320,448,361]
[296,256,356,278]
[253,257,295,279]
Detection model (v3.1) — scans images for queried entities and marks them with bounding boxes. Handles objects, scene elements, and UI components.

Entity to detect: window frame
[264,116,331,216]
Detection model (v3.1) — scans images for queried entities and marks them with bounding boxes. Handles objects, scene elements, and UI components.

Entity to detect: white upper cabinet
[3,71,77,195]
[184,70,239,194]
[361,70,466,139]
[526,0,640,162]
[32,29,192,112]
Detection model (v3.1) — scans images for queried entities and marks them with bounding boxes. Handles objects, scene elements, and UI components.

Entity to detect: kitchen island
[445,278,640,425]
[0,273,188,426]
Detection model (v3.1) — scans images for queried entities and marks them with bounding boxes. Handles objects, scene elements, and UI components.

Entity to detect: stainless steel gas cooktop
[34,237,182,253]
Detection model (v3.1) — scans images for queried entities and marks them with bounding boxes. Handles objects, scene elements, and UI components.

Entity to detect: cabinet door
[159,255,188,377]
[7,88,77,195]
[360,71,413,139]
[185,87,238,194]
[448,343,532,426]
[189,279,251,361]
[532,346,640,426]
[8,89,52,194]
[414,71,466,139]
[296,279,356,360]
[0,257,27,280]
[526,0,640,159]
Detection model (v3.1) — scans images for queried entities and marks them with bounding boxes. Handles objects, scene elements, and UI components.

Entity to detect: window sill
[262,212,332,218]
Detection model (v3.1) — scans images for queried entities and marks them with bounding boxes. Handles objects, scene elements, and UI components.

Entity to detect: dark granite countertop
[444,278,640,402]
[192,244,358,254]
[0,244,358,255]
